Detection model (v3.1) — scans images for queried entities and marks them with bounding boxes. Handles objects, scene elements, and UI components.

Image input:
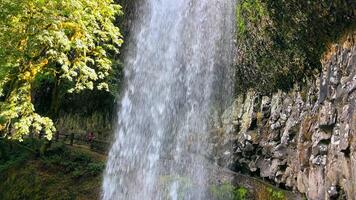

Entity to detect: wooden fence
[56,132,110,154]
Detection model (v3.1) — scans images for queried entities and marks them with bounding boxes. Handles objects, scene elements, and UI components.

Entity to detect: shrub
[210,182,249,200]
[87,163,105,176]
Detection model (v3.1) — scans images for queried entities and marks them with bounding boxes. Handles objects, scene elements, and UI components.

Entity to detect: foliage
[0,140,104,200]
[235,187,249,200]
[236,0,266,34]
[254,185,288,200]
[210,182,248,200]
[42,142,105,178]
[0,147,29,173]
[0,0,123,140]
[235,0,355,94]
[266,188,285,200]
[0,138,40,172]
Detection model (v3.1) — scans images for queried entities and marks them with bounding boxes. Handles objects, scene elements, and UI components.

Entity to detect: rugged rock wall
[214,32,356,199]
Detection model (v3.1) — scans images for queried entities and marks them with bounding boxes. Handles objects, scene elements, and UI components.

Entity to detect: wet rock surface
[212,33,356,200]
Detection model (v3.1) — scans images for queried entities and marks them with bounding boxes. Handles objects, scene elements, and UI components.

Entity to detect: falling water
[103,0,236,199]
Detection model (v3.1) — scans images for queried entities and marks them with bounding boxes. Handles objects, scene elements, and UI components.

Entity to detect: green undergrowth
[210,182,248,200]
[209,181,294,200]
[266,188,285,200]
[0,139,105,200]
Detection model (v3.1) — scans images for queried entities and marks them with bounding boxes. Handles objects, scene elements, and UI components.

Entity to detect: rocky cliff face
[213,32,356,199]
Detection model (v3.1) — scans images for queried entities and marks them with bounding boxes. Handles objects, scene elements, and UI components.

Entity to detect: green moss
[210,182,249,200]
[236,0,267,35]
[267,187,286,200]
[235,187,249,200]
[235,0,355,94]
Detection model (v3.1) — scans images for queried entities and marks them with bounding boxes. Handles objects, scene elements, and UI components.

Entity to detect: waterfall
[102,0,236,199]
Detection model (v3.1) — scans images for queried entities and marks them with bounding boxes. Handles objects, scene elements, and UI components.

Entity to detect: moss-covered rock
[235,0,355,94]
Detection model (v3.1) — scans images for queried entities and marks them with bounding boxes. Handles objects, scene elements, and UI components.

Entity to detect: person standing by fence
[86,132,95,149]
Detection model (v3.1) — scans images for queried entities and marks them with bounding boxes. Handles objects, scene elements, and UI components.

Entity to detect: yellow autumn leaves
[0,0,123,140]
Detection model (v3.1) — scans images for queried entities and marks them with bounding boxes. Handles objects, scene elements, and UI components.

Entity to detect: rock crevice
[214,32,356,200]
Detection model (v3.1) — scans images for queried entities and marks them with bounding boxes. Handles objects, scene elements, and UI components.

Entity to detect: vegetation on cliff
[0,0,354,199]
[235,0,355,93]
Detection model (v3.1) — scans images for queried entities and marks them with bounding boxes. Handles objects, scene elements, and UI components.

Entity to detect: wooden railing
[56,133,110,154]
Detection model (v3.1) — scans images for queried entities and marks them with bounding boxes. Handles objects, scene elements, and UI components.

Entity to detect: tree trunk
[0,139,9,161]
[39,74,61,155]
[50,74,61,120]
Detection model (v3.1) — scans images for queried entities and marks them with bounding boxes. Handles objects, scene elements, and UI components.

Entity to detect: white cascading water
[103,0,236,199]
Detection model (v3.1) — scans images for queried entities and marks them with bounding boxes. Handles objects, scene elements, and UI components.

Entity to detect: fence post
[70,133,74,146]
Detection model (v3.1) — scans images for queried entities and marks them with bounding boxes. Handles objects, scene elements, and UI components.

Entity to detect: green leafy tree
[0,0,123,141]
